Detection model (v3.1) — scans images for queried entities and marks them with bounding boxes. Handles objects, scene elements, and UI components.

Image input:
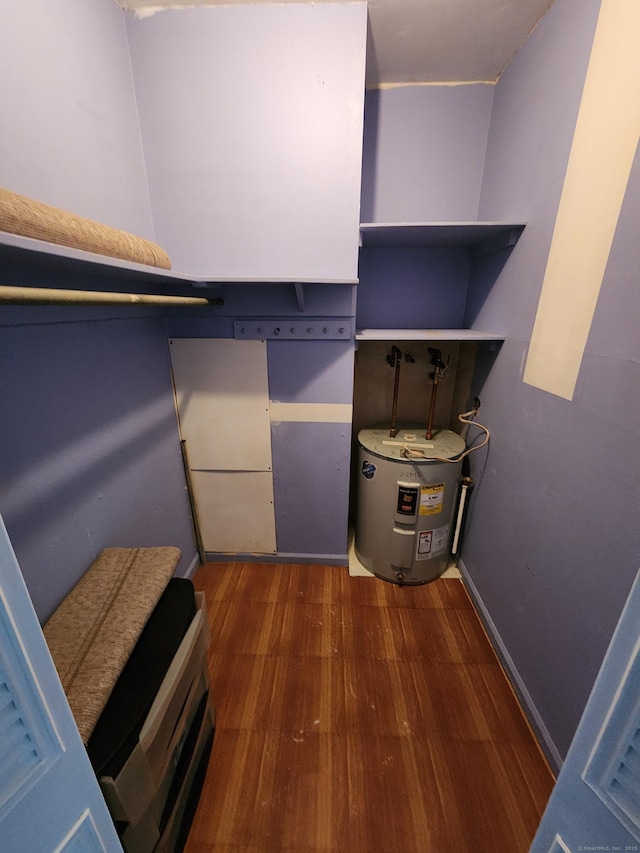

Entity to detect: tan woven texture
[0,187,171,269]
[43,547,181,743]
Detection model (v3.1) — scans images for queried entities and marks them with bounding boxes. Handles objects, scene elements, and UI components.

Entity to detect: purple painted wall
[357,248,469,329]
[355,3,640,770]
[0,0,153,238]
[360,84,494,223]
[268,339,355,406]
[0,0,196,621]
[0,305,197,622]
[269,339,355,559]
[530,567,640,851]
[126,4,367,281]
[271,421,352,559]
[461,0,640,765]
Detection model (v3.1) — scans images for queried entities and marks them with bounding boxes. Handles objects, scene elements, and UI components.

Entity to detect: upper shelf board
[0,232,358,287]
[0,230,193,286]
[0,223,525,291]
[359,222,525,252]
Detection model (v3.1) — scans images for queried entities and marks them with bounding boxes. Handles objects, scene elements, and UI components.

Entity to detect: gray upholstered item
[43,547,181,743]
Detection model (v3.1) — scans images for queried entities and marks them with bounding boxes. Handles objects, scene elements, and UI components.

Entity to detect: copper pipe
[425,374,439,440]
[425,347,446,440]
[387,345,402,437]
[180,440,207,565]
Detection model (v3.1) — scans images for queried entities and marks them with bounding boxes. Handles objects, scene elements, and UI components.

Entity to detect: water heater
[355,423,465,584]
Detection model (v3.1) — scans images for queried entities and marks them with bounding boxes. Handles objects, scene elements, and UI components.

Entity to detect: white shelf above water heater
[359,221,525,253]
[356,220,525,344]
[355,329,504,342]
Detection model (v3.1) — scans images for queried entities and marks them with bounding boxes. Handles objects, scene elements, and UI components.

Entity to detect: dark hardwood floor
[185,562,554,853]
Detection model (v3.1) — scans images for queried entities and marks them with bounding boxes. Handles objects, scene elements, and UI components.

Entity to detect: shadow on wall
[359,87,380,221]
[464,244,518,328]
[0,309,191,620]
[2,399,179,536]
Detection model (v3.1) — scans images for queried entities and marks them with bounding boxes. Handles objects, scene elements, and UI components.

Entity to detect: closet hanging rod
[0,285,223,307]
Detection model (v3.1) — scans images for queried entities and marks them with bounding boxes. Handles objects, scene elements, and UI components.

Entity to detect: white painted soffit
[116,0,557,88]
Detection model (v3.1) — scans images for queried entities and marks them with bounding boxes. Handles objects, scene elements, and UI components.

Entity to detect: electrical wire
[401,408,490,463]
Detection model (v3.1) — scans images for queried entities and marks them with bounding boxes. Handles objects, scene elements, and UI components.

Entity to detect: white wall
[125,3,368,280]
[0,0,154,239]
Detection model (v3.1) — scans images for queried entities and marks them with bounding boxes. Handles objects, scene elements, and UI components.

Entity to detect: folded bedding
[0,187,172,269]
[43,547,181,742]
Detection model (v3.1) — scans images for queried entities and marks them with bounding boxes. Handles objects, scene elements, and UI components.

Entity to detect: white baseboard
[457,556,562,775]
[204,551,348,566]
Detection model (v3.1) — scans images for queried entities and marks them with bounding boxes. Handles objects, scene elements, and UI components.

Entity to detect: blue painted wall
[360,85,494,222]
[125,4,367,281]
[353,1,640,772]
[530,568,640,853]
[269,338,355,559]
[462,0,640,766]
[357,248,470,329]
[0,306,196,622]
[0,0,196,621]
[0,0,153,238]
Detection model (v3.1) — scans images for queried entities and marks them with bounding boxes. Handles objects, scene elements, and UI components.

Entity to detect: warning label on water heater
[419,483,445,515]
[416,524,450,561]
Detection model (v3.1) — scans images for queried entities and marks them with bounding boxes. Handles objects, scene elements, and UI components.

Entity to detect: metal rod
[452,477,474,554]
[425,375,439,440]
[0,285,222,306]
[387,345,402,437]
[180,440,207,566]
[425,347,446,440]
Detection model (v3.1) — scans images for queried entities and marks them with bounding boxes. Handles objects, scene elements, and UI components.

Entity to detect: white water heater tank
[355,423,465,584]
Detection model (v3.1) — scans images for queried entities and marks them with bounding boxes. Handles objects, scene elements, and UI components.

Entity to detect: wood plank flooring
[185,563,554,853]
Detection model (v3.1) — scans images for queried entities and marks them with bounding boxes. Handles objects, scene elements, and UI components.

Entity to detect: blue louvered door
[0,515,122,853]
[531,567,640,853]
